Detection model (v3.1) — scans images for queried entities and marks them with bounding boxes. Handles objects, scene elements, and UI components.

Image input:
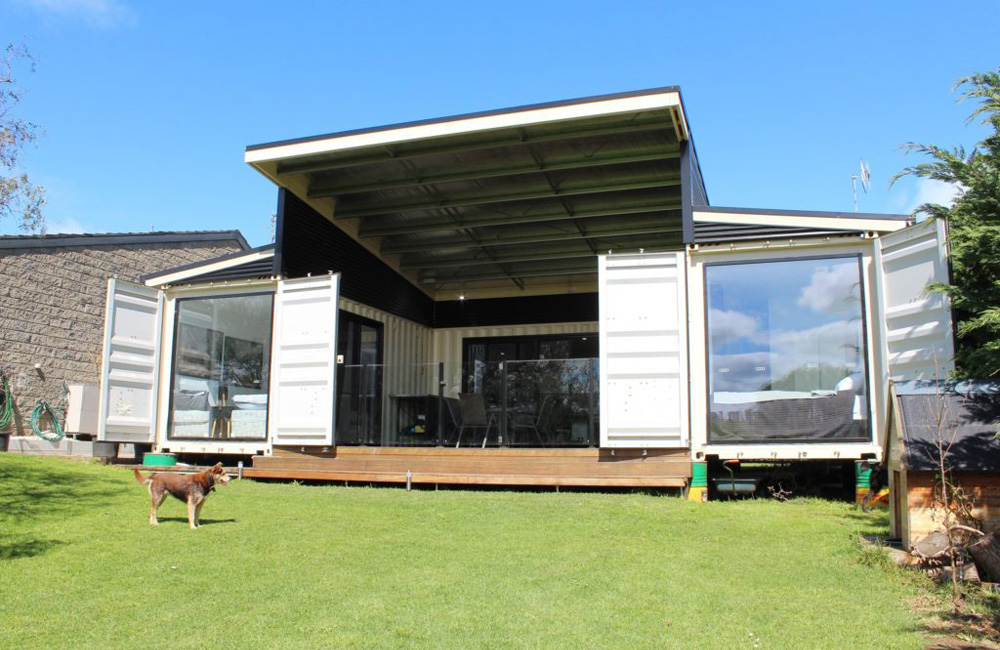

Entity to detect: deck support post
[688,461,708,502]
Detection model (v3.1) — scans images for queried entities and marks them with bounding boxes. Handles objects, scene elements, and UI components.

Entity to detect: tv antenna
[851,159,871,212]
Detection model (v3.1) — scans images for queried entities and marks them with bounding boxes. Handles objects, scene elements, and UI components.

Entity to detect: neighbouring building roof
[0,230,250,251]
[892,380,1000,472]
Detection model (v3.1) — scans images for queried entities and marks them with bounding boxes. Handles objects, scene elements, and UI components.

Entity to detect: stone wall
[0,240,243,435]
[906,470,1000,545]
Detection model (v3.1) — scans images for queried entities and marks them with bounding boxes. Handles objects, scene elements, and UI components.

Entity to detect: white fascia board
[671,103,690,142]
[245,91,683,164]
[693,210,909,233]
[144,249,274,287]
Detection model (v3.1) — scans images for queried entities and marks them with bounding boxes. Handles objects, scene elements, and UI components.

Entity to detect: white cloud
[709,308,758,347]
[16,0,137,29]
[710,351,771,392]
[796,263,860,316]
[909,178,962,215]
[769,319,862,367]
[712,319,863,392]
[44,216,86,234]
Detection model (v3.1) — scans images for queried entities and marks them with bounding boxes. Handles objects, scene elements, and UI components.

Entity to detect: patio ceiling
[246,88,691,295]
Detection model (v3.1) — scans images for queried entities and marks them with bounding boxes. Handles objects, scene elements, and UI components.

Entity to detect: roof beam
[381,223,684,254]
[277,118,673,176]
[420,261,599,285]
[336,176,681,220]
[358,202,680,238]
[401,247,597,271]
[308,148,679,198]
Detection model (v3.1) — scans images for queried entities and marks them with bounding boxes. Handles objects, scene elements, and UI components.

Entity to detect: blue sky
[1,0,995,245]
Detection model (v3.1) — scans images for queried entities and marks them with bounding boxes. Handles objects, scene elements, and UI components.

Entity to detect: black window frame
[335,310,386,446]
[703,253,873,445]
[461,333,598,394]
[166,290,275,442]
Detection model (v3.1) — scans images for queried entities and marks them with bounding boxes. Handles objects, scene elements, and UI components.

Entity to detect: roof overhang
[245,88,693,297]
[693,206,911,234]
[143,246,275,287]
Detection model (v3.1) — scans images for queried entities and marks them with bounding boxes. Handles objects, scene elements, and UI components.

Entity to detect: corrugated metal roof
[0,230,249,250]
[694,221,864,244]
[180,256,276,283]
[140,244,274,285]
[247,88,694,293]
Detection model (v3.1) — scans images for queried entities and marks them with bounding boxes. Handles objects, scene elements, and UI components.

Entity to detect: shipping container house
[96,87,955,489]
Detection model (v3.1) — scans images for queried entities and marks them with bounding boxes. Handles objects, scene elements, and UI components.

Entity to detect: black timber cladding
[275,190,599,328]
[679,141,695,244]
[434,293,597,328]
[276,189,435,326]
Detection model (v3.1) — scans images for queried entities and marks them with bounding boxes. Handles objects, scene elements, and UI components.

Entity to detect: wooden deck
[246,446,691,488]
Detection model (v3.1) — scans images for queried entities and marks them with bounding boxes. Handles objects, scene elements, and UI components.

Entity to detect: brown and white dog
[134,462,231,530]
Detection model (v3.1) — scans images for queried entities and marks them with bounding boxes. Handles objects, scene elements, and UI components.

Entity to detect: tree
[0,44,45,232]
[892,70,1000,378]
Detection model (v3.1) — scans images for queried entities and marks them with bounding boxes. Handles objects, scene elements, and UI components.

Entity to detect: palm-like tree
[892,70,1000,378]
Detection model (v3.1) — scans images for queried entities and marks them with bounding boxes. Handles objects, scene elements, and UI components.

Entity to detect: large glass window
[705,256,869,443]
[168,293,273,440]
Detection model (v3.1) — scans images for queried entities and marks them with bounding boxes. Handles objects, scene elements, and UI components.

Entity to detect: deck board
[247,446,691,488]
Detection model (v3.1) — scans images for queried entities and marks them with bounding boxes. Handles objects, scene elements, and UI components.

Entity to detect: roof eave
[142,244,275,287]
[244,87,688,167]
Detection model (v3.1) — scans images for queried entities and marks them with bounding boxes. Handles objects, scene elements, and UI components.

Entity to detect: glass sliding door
[168,292,273,440]
[336,312,384,445]
[705,255,869,443]
[461,334,599,447]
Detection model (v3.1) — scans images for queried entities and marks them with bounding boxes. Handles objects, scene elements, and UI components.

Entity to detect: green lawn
[1,454,927,649]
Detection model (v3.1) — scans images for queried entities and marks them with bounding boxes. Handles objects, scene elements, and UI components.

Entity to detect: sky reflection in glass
[706,256,866,394]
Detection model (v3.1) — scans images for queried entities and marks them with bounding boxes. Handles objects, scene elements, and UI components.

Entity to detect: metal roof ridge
[0,230,251,250]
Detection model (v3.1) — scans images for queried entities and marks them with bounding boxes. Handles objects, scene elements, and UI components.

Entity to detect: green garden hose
[0,376,12,432]
[31,381,67,442]
[31,400,64,442]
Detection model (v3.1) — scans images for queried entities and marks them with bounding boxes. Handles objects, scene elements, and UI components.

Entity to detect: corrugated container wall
[340,298,434,395]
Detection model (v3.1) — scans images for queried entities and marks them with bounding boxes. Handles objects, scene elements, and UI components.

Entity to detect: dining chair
[454,393,497,448]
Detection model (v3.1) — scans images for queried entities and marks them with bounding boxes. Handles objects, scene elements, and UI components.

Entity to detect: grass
[0,454,930,650]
